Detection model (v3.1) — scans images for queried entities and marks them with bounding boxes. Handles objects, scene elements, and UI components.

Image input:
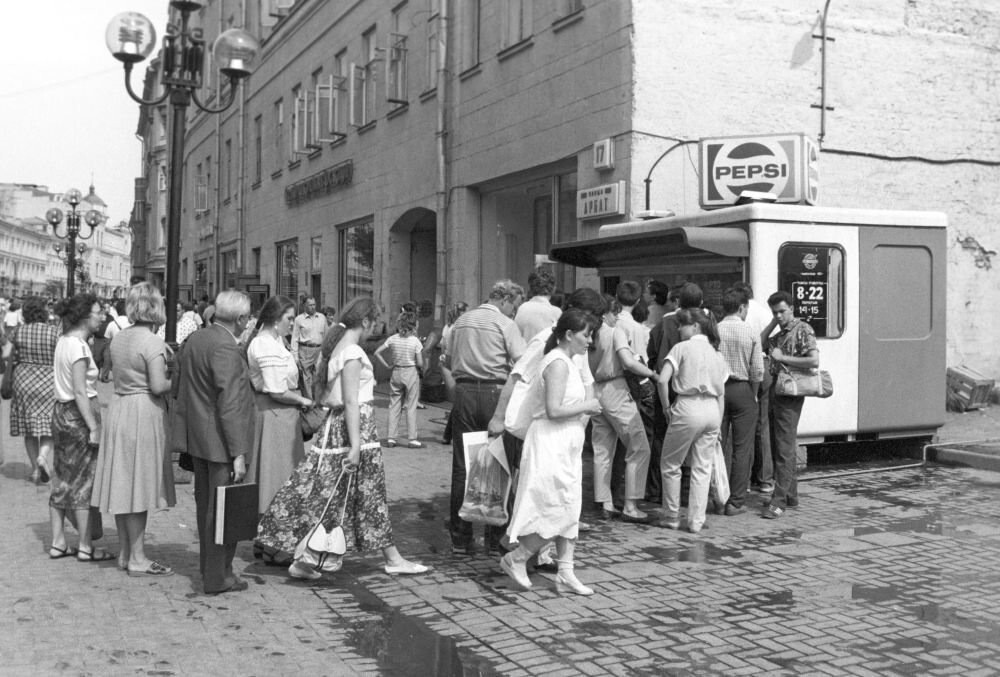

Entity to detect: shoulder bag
[774,363,833,398]
[293,463,353,574]
[1,339,17,400]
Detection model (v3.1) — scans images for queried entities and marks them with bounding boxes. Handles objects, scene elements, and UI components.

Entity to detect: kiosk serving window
[778,243,844,339]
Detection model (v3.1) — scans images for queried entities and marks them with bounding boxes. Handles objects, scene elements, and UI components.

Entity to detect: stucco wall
[631,0,1000,374]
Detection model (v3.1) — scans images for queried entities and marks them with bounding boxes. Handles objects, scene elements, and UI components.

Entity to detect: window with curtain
[276,239,299,300]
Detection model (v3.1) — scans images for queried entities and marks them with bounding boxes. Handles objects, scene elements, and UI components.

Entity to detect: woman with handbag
[48,293,114,562]
[256,297,428,581]
[8,296,58,485]
[654,308,729,534]
[246,295,314,565]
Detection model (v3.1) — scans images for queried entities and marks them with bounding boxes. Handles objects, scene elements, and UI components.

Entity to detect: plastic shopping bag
[709,438,730,506]
[458,432,512,526]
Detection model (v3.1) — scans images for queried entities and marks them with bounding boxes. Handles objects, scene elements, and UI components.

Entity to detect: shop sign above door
[577,181,626,220]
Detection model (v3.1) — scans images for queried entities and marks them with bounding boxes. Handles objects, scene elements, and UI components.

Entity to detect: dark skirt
[256,403,393,555]
[50,399,101,511]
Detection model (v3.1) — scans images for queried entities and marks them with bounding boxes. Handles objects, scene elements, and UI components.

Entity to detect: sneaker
[724,504,747,516]
[786,497,799,508]
[762,505,784,520]
[407,440,424,448]
[577,521,593,533]
[652,518,681,530]
[384,439,397,448]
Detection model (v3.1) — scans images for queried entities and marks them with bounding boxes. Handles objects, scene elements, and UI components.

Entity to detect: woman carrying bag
[255,297,428,581]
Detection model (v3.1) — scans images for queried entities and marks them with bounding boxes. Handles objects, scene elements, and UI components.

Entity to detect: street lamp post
[45,189,102,297]
[105,2,259,343]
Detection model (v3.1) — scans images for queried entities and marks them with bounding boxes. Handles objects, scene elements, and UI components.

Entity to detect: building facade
[132,0,999,368]
[0,183,133,299]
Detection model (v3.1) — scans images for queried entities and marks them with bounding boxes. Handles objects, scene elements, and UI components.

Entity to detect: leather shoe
[207,578,249,595]
[786,497,800,508]
[724,504,747,516]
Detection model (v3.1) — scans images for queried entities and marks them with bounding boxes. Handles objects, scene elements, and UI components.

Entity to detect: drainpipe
[236,0,248,278]
[434,0,449,327]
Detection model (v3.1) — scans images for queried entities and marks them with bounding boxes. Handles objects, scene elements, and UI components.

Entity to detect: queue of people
[12,267,818,598]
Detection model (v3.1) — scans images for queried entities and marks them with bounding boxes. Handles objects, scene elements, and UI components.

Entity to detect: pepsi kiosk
[551,134,947,455]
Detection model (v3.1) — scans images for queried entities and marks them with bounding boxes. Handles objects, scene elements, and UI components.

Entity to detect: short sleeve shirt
[54,335,98,401]
[109,326,170,395]
[447,304,526,381]
[384,334,424,367]
[504,328,593,431]
[247,333,299,393]
[769,318,818,374]
[665,335,729,398]
[589,325,631,381]
[514,297,562,341]
[326,343,375,406]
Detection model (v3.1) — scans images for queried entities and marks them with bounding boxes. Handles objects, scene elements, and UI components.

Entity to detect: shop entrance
[388,207,437,337]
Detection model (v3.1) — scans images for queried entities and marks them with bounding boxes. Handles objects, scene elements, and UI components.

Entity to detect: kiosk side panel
[857,226,946,433]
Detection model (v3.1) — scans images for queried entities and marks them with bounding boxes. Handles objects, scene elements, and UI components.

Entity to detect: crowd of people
[2,264,820,597]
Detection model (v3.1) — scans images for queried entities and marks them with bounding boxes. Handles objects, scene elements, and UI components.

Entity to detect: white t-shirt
[54,335,98,402]
[105,316,131,340]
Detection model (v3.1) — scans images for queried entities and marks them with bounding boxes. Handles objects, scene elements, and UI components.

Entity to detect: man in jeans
[445,279,526,553]
[762,290,818,519]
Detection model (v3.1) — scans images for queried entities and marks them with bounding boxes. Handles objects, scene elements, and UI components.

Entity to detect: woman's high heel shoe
[554,562,594,596]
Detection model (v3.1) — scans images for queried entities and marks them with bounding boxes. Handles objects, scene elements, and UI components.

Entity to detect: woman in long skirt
[502,309,602,595]
[256,297,428,580]
[246,295,313,564]
[48,294,113,562]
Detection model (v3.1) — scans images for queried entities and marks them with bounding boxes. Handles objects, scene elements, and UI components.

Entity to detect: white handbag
[293,465,353,574]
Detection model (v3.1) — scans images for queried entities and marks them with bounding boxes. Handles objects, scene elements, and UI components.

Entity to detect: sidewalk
[1,391,999,676]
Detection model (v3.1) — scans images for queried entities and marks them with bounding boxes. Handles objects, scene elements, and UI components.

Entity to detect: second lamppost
[46,188,102,297]
[105,1,259,344]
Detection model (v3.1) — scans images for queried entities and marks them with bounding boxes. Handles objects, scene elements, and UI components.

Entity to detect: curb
[924,440,1000,472]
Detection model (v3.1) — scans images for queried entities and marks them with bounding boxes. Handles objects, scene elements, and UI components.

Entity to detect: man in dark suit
[174,290,256,594]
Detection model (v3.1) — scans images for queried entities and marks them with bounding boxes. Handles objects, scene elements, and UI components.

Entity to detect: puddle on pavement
[851,583,903,603]
[338,581,499,676]
[640,542,744,564]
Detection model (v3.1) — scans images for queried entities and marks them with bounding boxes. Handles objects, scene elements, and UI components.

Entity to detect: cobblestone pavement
[2,388,999,676]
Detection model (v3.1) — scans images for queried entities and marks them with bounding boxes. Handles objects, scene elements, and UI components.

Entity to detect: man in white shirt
[734,282,774,496]
[291,296,328,395]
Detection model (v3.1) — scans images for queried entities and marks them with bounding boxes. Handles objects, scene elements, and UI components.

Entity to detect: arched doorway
[388,207,437,337]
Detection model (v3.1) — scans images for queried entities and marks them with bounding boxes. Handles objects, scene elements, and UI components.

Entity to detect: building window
[274,99,284,170]
[388,5,408,105]
[500,0,532,49]
[276,239,299,300]
[458,0,480,71]
[290,85,301,158]
[221,250,237,290]
[350,30,379,126]
[333,50,348,133]
[425,13,439,91]
[251,247,261,275]
[253,115,262,183]
[339,221,374,306]
[194,162,207,211]
[563,0,584,15]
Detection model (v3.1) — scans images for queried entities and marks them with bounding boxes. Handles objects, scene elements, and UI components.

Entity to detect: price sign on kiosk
[778,244,843,339]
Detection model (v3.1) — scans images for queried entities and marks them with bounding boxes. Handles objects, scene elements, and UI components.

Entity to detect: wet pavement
[2,388,1000,676]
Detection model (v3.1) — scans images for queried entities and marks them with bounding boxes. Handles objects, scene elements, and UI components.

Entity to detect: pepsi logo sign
[699,134,818,209]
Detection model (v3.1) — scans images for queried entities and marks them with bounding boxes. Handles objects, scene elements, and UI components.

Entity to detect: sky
[0,2,171,224]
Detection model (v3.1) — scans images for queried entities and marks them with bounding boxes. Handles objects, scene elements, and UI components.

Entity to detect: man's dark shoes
[207,578,249,595]
[724,503,747,517]
[786,497,799,508]
[762,505,784,520]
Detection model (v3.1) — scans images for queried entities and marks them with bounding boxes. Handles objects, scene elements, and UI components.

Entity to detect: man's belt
[455,377,506,385]
[298,342,321,347]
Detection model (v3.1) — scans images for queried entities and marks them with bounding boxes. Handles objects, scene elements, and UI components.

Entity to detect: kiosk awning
[549,226,749,268]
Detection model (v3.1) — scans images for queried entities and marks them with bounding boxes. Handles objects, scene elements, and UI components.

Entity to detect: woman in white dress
[502,309,602,596]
